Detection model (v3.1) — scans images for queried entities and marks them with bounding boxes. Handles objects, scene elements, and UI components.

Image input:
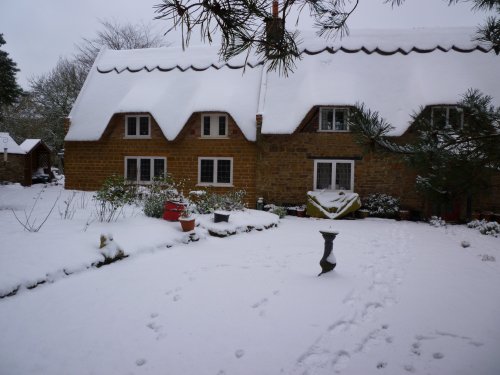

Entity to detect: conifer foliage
[350,89,500,216]
[0,34,23,113]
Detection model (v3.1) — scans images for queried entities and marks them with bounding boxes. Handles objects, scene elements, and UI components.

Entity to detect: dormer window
[431,106,463,129]
[125,115,150,138]
[201,113,228,138]
[319,107,349,132]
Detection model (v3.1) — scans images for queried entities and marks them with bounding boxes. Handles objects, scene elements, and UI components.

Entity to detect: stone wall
[65,113,257,207]
[256,107,423,211]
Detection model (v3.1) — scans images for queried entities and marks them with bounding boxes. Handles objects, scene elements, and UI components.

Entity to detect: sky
[0,0,492,89]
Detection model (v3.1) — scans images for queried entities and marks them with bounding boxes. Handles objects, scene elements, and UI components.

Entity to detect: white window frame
[431,106,464,129]
[197,157,233,187]
[313,159,355,191]
[124,115,151,139]
[124,156,166,183]
[319,107,350,132]
[200,113,229,138]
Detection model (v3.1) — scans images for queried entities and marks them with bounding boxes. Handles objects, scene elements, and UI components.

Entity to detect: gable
[260,48,499,136]
[66,49,263,143]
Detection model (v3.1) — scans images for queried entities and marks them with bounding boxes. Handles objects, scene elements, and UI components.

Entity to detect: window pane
[126,159,137,181]
[335,109,347,131]
[200,159,214,183]
[153,159,165,179]
[335,163,352,190]
[127,117,137,136]
[218,116,226,136]
[203,116,211,136]
[432,108,447,128]
[320,109,334,131]
[316,163,332,189]
[448,108,462,129]
[140,159,151,182]
[139,117,149,135]
[217,159,231,184]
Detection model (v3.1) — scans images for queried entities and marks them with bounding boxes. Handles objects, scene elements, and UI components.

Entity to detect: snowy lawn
[0,184,499,375]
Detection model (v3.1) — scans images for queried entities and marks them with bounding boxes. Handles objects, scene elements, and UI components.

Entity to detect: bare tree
[75,19,168,72]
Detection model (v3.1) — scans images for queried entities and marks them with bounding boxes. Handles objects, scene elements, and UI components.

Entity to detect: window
[201,113,228,138]
[319,108,349,132]
[314,160,354,191]
[198,157,233,186]
[125,115,150,138]
[431,106,463,129]
[125,157,166,183]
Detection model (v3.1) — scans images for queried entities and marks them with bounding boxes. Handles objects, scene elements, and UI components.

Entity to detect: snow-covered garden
[1,183,499,375]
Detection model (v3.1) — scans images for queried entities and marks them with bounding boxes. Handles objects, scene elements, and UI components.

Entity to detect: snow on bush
[264,204,287,218]
[429,216,447,227]
[467,219,500,237]
[190,189,246,214]
[362,193,400,218]
[142,176,186,218]
[94,175,137,222]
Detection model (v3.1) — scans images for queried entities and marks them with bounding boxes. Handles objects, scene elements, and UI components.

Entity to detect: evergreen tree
[0,34,23,115]
[349,89,500,218]
[154,0,499,74]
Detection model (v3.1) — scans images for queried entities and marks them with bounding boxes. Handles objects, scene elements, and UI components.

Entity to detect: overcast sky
[0,0,490,89]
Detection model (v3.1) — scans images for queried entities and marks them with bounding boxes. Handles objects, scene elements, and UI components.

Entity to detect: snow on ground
[0,184,499,375]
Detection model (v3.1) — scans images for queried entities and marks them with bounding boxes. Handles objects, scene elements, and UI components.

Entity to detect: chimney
[265,1,284,57]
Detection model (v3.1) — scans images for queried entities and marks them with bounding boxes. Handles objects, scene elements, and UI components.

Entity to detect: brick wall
[0,154,28,185]
[65,113,257,207]
[257,107,423,211]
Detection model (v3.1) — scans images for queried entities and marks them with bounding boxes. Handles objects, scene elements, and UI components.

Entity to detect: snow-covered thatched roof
[0,133,25,154]
[66,27,499,141]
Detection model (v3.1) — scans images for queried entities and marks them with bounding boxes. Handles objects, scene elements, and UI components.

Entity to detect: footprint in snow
[136,358,147,366]
[432,352,444,360]
[235,349,245,358]
[376,361,388,369]
[252,298,268,309]
[150,312,159,318]
[173,294,182,302]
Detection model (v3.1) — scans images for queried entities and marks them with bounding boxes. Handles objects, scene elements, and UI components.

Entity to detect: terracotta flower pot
[399,210,410,221]
[179,217,195,232]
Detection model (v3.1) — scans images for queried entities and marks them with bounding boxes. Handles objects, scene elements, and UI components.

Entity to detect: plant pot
[296,208,305,217]
[358,209,369,219]
[163,201,186,221]
[471,212,481,221]
[481,211,493,221]
[214,211,230,223]
[399,210,410,221]
[287,208,297,216]
[179,217,195,232]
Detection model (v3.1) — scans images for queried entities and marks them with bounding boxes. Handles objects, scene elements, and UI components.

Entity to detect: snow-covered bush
[264,204,287,218]
[362,193,400,218]
[142,176,185,218]
[191,189,246,214]
[94,175,137,222]
[467,219,500,237]
[429,216,446,227]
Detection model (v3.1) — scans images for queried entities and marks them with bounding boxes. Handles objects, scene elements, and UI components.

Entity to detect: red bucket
[163,201,186,221]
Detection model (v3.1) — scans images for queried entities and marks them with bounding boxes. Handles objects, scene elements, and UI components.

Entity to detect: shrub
[429,216,446,227]
[142,176,186,218]
[265,204,287,218]
[190,189,246,214]
[94,175,136,222]
[362,193,400,218]
[467,219,499,237]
